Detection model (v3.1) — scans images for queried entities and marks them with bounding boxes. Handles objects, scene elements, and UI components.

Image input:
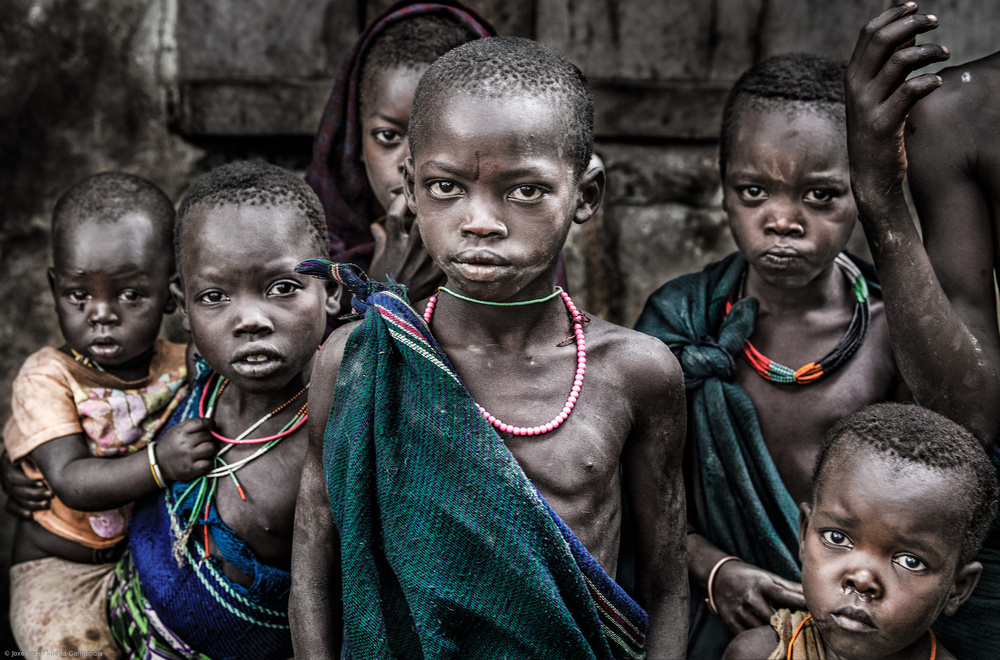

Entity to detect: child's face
[799,447,980,659]
[361,66,425,214]
[49,212,173,367]
[404,92,602,301]
[174,203,334,394]
[724,105,856,290]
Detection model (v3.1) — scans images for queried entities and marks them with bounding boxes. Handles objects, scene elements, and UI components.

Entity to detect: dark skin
[363,65,443,302]
[905,44,1000,445]
[689,105,907,634]
[724,447,980,660]
[845,6,997,445]
[171,202,339,585]
[12,213,214,565]
[290,92,689,658]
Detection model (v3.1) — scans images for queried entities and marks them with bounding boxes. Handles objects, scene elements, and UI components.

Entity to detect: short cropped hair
[409,36,594,178]
[814,403,999,566]
[175,161,328,266]
[359,14,477,115]
[52,172,175,263]
[720,53,847,181]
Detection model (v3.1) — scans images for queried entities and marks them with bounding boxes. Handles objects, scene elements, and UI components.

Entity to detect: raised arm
[844,5,1000,442]
[622,335,688,658]
[290,324,353,657]
[905,60,1000,444]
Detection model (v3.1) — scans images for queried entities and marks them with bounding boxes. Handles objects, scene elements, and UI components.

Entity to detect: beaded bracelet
[706,555,742,616]
[147,442,166,489]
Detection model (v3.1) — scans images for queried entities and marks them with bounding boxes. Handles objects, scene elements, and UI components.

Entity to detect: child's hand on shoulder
[370,193,442,302]
[155,418,216,483]
[711,560,805,635]
[846,3,949,202]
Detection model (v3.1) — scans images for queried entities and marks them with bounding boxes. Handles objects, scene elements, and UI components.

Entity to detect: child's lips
[230,346,283,378]
[88,341,122,359]
[830,607,878,633]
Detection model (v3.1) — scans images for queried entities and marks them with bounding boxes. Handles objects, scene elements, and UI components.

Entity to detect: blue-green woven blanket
[298,260,647,660]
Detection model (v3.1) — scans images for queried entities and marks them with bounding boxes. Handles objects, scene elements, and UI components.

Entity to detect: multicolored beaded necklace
[423,286,586,436]
[726,253,870,385]
[175,372,308,560]
[70,348,107,373]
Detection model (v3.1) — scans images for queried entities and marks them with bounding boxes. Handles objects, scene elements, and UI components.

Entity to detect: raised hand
[369,193,442,302]
[0,450,51,520]
[846,2,949,204]
[712,560,806,634]
[155,418,216,483]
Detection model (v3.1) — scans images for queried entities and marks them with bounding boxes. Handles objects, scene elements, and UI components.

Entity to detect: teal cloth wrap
[635,252,880,658]
[298,260,647,659]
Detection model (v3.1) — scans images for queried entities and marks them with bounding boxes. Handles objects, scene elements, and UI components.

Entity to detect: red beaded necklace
[422,287,586,436]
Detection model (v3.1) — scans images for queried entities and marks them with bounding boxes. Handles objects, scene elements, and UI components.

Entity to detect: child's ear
[943,561,983,616]
[573,160,605,225]
[163,273,178,314]
[324,281,344,318]
[168,278,190,333]
[403,158,417,216]
[797,502,812,563]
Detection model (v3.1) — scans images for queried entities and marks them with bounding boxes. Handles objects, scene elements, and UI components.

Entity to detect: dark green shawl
[299,261,647,659]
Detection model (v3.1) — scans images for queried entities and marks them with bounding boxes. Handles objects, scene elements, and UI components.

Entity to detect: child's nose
[763,201,805,237]
[88,301,119,326]
[459,198,507,238]
[233,307,274,337]
[842,562,884,601]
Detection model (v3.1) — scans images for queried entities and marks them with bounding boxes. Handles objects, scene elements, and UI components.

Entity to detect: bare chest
[734,309,900,504]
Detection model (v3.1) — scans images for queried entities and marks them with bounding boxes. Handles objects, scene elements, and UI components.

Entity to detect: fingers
[762,579,808,611]
[385,194,411,237]
[851,4,941,81]
[874,42,949,101]
[880,71,945,122]
[6,500,37,520]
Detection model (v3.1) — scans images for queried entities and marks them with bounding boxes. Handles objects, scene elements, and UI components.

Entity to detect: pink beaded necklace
[422,286,586,436]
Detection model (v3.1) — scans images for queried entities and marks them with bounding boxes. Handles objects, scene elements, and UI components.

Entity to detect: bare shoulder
[586,314,682,394]
[911,52,1000,134]
[722,624,781,660]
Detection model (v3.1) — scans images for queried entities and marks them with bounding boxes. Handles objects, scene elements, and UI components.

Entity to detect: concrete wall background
[1,0,997,648]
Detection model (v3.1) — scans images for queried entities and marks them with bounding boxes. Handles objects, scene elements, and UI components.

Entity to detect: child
[724,403,997,660]
[290,36,688,658]
[104,161,339,658]
[306,0,496,302]
[3,172,214,654]
[634,53,908,657]
[843,5,1000,658]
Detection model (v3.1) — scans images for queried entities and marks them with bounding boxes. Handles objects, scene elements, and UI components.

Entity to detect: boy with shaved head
[291,36,687,658]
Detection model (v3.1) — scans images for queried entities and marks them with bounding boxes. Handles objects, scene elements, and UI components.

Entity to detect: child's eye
[429,181,463,197]
[738,185,766,200]
[509,185,543,201]
[119,290,142,303]
[805,189,834,203]
[197,290,230,304]
[821,530,853,548]
[67,290,89,303]
[893,554,927,572]
[372,129,402,145]
[267,281,301,296]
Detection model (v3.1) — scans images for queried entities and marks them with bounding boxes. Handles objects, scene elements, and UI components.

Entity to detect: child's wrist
[147,442,167,489]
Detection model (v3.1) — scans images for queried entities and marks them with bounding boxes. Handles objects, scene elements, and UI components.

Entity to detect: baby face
[176,202,331,394]
[406,91,599,302]
[50,211,173,369]
[724,104,857,291]
[800,448,971,659]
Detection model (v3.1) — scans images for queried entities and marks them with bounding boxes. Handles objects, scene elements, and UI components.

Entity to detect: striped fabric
[297,259,648,659]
